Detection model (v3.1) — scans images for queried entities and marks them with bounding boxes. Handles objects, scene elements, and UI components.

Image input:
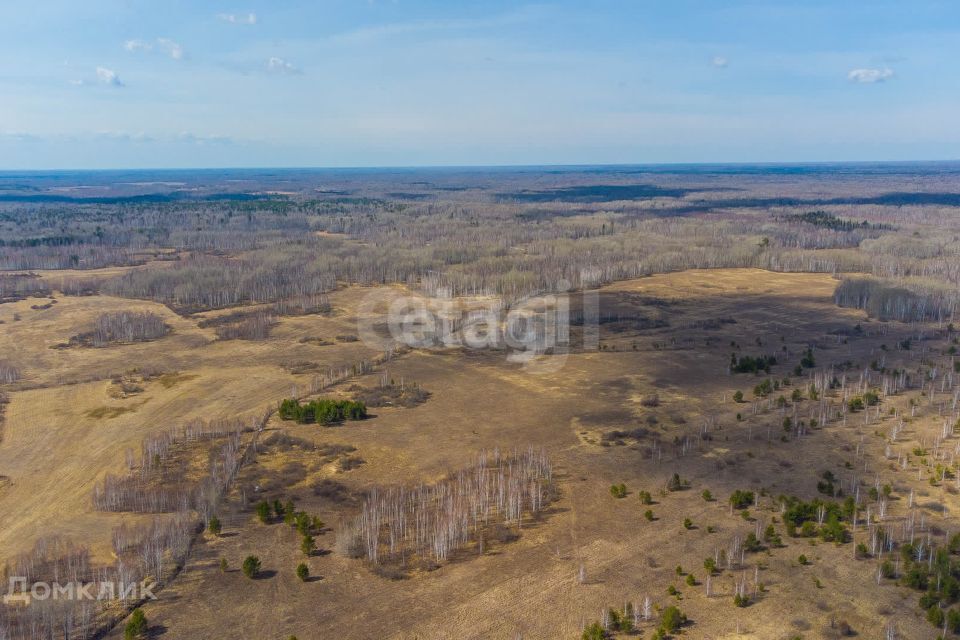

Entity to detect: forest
[0,166,957,322]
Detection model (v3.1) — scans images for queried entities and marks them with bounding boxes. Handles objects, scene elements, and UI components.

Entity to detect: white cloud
[123,39,152,53]
[327,8,541,45]
[124,38,184,60]
[712,56,728,68]
[157,38,185,60]
[95,130,153,142]
[95,66,124,87]
[218,12,257,25]
[847,68,894,84]
[266,56,299,75]
[176,132,234,145]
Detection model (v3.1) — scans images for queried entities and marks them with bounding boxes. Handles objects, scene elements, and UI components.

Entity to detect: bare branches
[0,516,197,640]
[213,310,276,341]
[835,278,958,323]
[92,416,256,514]
[70,311,170,347]
[338,449,553,567]
[0,361,20,384]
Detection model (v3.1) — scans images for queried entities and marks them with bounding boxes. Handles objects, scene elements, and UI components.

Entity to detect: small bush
[947,608,960,633]
[927,605,945,628]
[610,483,627,499]
[293,512,311,535]
[764,524,782,547]
[581,622,606,640]
[124,609,147,640]
[242,555,261,579]
[666,473,687,491]
[660,605,686,633]
[753,378,773,397]
[208,515,222,536]
[834,620,854,636]
[256,501,271,523]
[296,563,309,582]
[880,560,895,578]
[744,532,763,552]
[641,393,660,407]
[729,489,754,509]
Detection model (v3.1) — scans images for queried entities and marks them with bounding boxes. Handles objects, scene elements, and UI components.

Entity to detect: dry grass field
[0,267,941,639]
[0,285,383,564]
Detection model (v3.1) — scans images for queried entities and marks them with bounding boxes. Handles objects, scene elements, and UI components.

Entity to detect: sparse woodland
[0,169,957,320]
[336,449,554,571]
[0,415,260,638]
[85,311,170,346]
[2,167,960,638]
[0,339,404,639]
[92,415,263,516]
[0,515,196,640]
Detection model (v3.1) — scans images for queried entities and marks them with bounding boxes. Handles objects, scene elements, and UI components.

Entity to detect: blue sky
[1,0,958,168]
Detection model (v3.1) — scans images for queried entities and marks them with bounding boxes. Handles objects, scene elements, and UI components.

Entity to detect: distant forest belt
[0,191,275,204]
[499,186,960,207]
[0,169,957,322]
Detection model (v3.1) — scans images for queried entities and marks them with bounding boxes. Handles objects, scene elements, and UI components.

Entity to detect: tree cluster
[730,353,777,374]
[336,449,553,567]
[278,398,368,425]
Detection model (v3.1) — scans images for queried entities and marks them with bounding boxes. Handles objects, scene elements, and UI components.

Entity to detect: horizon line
[2,158,960,174]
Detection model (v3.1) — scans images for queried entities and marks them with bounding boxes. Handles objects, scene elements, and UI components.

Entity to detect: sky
[1,0,958,169]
